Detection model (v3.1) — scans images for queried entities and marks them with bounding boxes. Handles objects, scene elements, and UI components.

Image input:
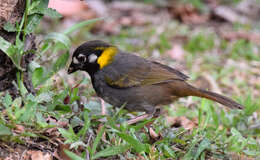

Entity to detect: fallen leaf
[14,124,25,133]
[169,3,208,24]
[149,127,160,140]
[63,95,70,104]
[213,5,251,24]
[27,150,52,160]
[166,116,197,130]
[57,143,71,160]
[220,31,260,45]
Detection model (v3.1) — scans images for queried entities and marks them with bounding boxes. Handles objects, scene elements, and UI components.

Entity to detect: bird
[68,40,243,117]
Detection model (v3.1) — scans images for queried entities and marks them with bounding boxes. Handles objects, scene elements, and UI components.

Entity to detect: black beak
[68,64,77,74]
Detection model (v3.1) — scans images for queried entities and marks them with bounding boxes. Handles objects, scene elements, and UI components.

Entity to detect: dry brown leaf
[213,5,251,24]
[220,31,260,45]
[166,116,197,130]
[149,127,160,140]
[169,3,208,24]
[25,150,52,160]
[57,143,71,160]
[14,124,25,133]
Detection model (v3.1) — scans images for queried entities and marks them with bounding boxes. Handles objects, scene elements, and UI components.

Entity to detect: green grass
[0,0,260,159]
[0,80,259,159]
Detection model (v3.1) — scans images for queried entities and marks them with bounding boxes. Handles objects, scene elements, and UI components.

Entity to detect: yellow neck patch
[97,47,118,69]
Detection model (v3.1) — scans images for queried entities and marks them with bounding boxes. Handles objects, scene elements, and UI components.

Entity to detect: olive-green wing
[103,54,188,88]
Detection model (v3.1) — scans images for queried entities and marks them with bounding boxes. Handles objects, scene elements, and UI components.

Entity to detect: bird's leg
[124,108,161,139]
[99,99,107,143]
[125,108,161,125]
[100,98,106,115]
[126,114,150,125]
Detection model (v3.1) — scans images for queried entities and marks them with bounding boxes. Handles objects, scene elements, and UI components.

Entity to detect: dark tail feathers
[189,86,244,109]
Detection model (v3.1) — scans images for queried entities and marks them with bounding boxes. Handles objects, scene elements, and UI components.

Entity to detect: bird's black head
[68,40,118,75]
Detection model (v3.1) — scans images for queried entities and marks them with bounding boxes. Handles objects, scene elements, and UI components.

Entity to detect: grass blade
[91,125,105,156]
[92,144,130,159]
[63,17,104,35]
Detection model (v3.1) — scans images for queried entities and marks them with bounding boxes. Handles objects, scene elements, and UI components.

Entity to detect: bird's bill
[68,63,77,74]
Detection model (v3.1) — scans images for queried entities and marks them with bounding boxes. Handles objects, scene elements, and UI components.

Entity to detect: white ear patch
[73,57,79,64]
[88,54,98,63]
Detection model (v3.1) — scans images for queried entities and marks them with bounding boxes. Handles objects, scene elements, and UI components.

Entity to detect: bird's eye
[77,54,86,62]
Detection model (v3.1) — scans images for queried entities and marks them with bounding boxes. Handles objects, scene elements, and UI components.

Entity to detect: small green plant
[230,39,260,60]
[0,0,102,147]
[184,33,215,54]
[0,0,61,70]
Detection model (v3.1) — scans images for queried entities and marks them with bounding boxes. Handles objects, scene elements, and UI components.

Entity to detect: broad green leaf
[33,52,69,86]
[17,72,28,96]
[13,97,22,108]
[32,67,44,87]
[2,93,12,108]
[117,132,147,153]
[92,144,130,159]
[20,101,37,122]
[63,18,104,35]
[44,32,71,49]
[0,36,12,53]
[36,92,53,103]
[0,124,12,136]
[36,112,48,128]
[29,0,61,18]
[14,107,26,120]
[39,0,49,8]
[0,37,23,70]
[51,52,69,73]
[64,150,84,160]
[3,22,16,32]
[54,105,72,113]
[43,8,62,18]
[25,14,43,34]
[28,0,41,12]
[58,128,72,140]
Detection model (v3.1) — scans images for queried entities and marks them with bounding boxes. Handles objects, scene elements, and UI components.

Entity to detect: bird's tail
[170,80,244,109]
[187,84,244,109]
